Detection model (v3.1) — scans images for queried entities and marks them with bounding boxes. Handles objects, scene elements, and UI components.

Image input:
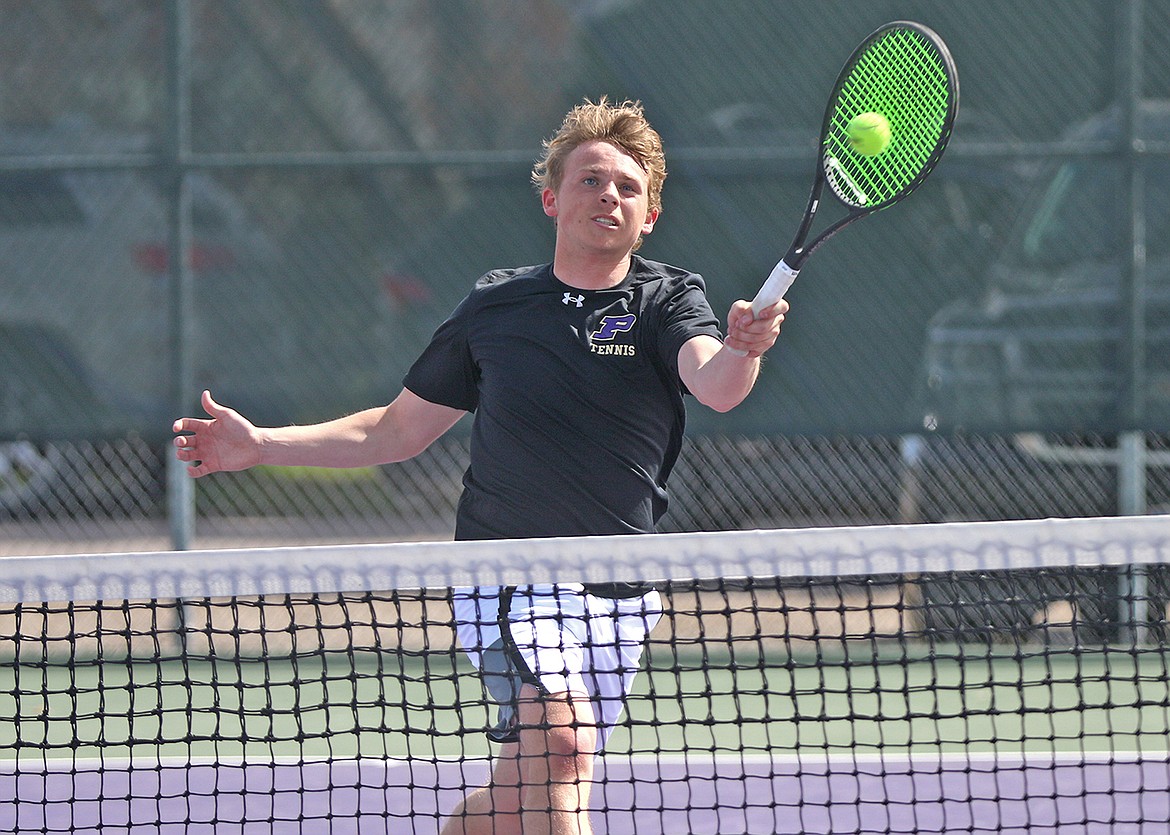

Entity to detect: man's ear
[642,208,659,235]
[542,187,558,218]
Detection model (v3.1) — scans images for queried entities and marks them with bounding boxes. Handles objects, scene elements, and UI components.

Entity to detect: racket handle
[724,259,799,358]
[749,259,799,317]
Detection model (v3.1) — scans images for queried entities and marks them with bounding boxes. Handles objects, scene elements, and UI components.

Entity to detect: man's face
[542,139,658,258]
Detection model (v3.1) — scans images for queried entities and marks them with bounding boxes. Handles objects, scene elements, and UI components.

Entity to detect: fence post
[165,0,195,551]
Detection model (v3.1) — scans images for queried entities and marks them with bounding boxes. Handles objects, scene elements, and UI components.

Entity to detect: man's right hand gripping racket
[735,21,959,343]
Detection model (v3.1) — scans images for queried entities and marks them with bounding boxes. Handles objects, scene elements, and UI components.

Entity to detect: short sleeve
[656,272,723,375]
[402,294,481,412]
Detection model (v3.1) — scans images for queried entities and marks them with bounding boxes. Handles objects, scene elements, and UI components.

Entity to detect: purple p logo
[592,314,636,341]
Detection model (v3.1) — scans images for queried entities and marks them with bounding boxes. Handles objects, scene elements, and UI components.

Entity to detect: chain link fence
[2,1,1169,555]
[5,431,1169,556]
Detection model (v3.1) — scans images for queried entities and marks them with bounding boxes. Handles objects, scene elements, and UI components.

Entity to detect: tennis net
[2,515,1169,834]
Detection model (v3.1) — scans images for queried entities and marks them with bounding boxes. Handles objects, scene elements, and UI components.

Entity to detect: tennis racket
[743,20,958,319]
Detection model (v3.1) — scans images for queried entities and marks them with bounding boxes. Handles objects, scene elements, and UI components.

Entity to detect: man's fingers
[201,389,226,417]
[752,301,788,323]
[172,417,212,438]
[729,299,787,333]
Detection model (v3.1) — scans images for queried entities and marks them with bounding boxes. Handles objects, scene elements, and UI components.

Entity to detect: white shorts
[452,584,663,752]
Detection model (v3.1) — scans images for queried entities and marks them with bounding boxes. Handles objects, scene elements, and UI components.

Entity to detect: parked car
[916,100,1170,433]
[0,121,310,512]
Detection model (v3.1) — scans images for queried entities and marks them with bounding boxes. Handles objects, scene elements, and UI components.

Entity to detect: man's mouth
[592,216,619,228]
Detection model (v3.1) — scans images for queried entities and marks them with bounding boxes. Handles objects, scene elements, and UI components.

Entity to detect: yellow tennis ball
[847,112,892,156]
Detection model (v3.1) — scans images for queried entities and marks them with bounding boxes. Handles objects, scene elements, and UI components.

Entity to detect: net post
[1118,430,1149,646]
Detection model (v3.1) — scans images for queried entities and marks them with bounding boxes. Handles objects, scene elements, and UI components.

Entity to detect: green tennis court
[5,647,1170,763]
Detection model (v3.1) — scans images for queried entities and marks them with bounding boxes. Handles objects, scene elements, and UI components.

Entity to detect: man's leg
[439,687,596,835]
[516,687,597,835]
[439,741,522,835]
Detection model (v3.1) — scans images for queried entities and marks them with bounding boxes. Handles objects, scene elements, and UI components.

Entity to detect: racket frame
[745,20,959,318]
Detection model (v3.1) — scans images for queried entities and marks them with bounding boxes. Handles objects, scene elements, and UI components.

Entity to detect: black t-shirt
[403,255,723,542]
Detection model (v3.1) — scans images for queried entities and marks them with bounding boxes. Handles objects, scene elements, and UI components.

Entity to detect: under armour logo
[562,293,584,307]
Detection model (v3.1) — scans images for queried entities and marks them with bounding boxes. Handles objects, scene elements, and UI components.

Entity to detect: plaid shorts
[452,584,663,751]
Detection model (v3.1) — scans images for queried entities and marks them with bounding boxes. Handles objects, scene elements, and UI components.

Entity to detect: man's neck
[552,248,633,290]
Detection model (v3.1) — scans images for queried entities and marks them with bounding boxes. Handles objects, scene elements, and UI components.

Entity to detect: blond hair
[532,97,667,216]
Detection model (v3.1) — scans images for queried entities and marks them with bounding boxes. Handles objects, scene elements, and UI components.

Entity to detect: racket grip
[724,259,799,358]
[749,259,799,317]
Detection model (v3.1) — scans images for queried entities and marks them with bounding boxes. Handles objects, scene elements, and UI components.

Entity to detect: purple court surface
[3,753,1169,834]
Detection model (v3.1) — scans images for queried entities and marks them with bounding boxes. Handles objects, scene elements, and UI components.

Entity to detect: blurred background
[1,0,1168,555]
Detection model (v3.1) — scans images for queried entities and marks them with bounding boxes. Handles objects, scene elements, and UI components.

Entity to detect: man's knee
[541,719,596,774]
[518,692,597,778]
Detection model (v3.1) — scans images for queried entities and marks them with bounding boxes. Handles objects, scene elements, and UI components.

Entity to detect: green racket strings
[825,27,953,208]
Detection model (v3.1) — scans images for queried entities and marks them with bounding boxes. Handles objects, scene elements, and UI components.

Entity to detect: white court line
[5,749,1168,773]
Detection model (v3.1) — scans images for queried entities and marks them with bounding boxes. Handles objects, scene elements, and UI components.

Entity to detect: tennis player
[173,98,784,835]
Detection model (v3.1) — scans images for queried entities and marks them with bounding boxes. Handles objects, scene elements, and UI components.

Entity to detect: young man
[173,98,785,835]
